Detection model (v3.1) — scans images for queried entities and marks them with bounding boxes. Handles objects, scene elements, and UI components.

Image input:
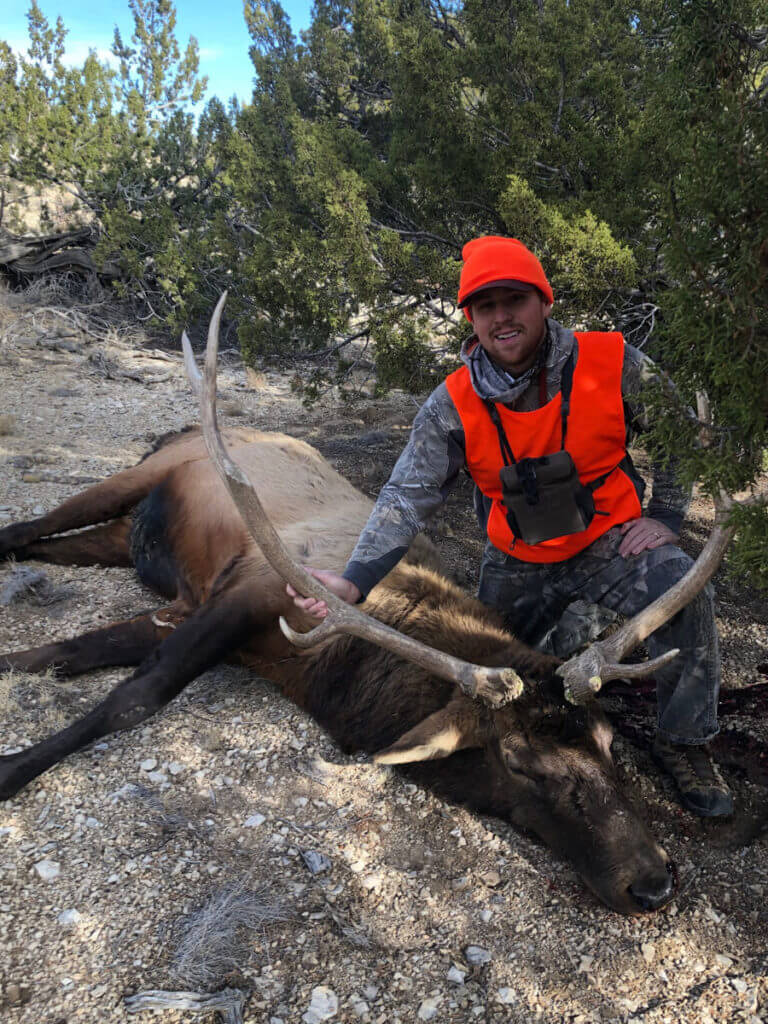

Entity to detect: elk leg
[0,591,255,800]
[0,451,183,558]
[0,602,189,676]
[11,518,133,566]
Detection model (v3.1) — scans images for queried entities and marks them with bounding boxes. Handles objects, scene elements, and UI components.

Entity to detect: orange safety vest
[444,332,641,563]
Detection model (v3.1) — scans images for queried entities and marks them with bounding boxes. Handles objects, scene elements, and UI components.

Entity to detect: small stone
[464,945,492,966]
[447,966,466,985]
[715,954,734,969]
[362,985,379,1001]
[418,996,441,1020]
[57,909,81,926]
[641,942,656,964]
[731,978,748,994]
[497,988,517,1005]
[480,870,502,887]
[352,1001,369,1017]
[578,955,594,973]
[244,813,266,828]
[168,762,184,776]
[140,758,157,771]
[480,909,493,923]
[302,985,338,1023]
[34,859,60,880]
[302,849,332,875]
[453,875,471,891]
[147,771,167,784]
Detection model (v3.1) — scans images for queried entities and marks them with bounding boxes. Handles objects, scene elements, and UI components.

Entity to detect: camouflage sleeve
[622,343,691,534]
[343,383,466,598]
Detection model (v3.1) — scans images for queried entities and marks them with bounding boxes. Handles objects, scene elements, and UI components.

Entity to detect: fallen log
[0,227,122,280]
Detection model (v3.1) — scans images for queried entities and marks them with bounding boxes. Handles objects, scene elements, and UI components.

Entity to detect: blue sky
[4,0,314,106]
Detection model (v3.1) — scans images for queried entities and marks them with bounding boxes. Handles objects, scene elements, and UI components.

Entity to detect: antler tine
[558,390,738,704]
[181,331,202,397]
[188,293,526,708]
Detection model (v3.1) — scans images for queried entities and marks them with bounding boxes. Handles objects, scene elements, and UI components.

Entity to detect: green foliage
[631,0,768,583]
[2,0,767,580]
[226,0,652,398]
[1,1,230,325]
[372,314,451,393]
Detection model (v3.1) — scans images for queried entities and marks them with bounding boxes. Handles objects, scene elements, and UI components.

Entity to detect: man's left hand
[619,517,679,558]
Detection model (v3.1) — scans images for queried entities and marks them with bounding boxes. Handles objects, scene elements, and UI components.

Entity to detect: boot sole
[651,751,734,818]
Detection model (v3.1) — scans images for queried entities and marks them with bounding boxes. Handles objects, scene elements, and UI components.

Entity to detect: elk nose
[628,862,677,912]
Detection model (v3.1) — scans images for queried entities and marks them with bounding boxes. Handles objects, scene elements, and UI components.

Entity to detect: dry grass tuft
[168,880,291,989]
[0,564,79,608]
[245,367,267,390]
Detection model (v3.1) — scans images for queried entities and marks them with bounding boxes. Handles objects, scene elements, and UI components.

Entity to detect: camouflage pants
[477,527,720,745]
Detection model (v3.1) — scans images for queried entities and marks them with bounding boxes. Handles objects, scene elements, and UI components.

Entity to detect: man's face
[469,286,552,376]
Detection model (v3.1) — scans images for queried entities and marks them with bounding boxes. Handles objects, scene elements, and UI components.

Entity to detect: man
[289,235,732,818]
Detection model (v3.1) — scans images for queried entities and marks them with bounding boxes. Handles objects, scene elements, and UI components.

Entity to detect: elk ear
[373,699,491,765]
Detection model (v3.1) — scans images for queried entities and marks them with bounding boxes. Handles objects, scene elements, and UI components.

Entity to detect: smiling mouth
[495,330,522,342]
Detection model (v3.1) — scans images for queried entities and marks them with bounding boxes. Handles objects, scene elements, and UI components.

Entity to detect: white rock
[302,986,338,1023]
[578,955,595,973]
[147,771,167,784]
[168,762,184,775]
[418,996,441,1020]
[731,978,748,994]
[57,909,81,926]
[480,909,493,923]
[140,758,157,771]
[497,988,517,1005]
[447,966,466,985]
[464,945,492,966]
[641,942,656,964]
[363,985,379,1001]
[244,813,266,828]
[352,1001,369,1016]
[34,859,60,880]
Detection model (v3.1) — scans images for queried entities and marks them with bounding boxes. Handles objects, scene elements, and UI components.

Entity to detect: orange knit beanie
[457,236,553,321]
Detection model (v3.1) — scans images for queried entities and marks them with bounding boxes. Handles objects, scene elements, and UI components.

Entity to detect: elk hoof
[0,521,38,560]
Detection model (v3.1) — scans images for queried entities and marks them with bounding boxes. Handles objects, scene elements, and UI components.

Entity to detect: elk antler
[181,293,524,708]
[558,389,750,704]
[557,500,734,704]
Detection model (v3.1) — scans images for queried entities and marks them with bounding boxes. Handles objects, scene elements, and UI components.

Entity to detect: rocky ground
[0,283,767,1024]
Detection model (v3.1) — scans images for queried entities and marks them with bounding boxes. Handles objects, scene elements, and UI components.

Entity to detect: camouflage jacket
[343,318,690,599]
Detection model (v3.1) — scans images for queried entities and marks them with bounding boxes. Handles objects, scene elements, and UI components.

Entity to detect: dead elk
[0,310,684,916]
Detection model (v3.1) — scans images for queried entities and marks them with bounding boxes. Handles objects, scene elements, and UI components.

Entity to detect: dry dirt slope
[0,287,767,1024]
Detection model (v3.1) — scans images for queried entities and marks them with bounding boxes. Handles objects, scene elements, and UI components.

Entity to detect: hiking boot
[652,736,734,818]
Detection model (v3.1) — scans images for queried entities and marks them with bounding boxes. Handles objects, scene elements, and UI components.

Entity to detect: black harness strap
[485,350,576,465]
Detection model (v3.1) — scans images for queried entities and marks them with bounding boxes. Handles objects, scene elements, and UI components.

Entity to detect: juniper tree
[1,1,232,324]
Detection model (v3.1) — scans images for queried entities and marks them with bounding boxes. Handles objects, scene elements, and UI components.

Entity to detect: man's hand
[619,517,679,559]
[286,568,362,620]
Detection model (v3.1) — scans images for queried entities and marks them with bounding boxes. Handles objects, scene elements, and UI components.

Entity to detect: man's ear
[373,698,491,765]
[543,300,553,318]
